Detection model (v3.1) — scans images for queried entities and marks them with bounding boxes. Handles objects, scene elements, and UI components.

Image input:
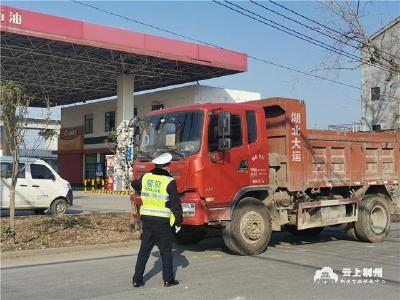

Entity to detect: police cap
[152,152,172,166]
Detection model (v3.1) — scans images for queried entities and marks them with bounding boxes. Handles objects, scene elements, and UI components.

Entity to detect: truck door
[204,108,250,207]
[246,110,268,186]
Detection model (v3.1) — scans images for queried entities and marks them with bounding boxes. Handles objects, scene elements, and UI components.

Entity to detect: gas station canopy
[0,5,247,107]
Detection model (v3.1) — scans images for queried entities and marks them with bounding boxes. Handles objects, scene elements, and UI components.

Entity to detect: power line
[267,0,400,61]
[249,0,400,67]
[71,0,216,48]
[71,0,400,101]
[217,1,360,62]
[216,0,396,75]
[216,0,397,75]
[247,55,360,90]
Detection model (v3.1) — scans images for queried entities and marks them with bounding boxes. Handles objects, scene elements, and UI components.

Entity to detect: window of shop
[99,153,107,179]
[84,113,93,134]
[105,111,115,132]
[371,87,381,101]
[372,124,381,131]
[84,154,97,179]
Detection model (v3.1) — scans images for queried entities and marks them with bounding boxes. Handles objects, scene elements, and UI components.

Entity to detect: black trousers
[133,219,174,282]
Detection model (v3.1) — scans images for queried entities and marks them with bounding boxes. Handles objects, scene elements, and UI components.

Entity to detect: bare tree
[313,1,400,129]
[316,1,399,74]
[105,121,134,193]
[0,81,31,242]
[0,80,56,243]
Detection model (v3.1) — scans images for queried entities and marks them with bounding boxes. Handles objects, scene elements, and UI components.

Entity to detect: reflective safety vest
[140,173,176,226]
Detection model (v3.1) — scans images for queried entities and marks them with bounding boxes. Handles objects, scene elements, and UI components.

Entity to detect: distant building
[361,17,400,131]
[59,85,261,185]
[0,119,60,170]
[328,121,363,132]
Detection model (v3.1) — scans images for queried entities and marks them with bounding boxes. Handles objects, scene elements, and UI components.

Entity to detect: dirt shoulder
[1,212,140,252]
[2,211,399,254]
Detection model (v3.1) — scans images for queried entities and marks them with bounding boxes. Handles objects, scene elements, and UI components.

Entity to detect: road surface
[0,191,131,217]
[2,224,399,300]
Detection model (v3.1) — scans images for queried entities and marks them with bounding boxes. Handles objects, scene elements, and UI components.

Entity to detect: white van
[0,156,73,215]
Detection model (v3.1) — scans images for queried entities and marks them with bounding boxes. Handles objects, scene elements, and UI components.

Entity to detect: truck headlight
[182,203,195,217]
[67,183,72,190]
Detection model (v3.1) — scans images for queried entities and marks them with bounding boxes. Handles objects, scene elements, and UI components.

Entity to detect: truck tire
[49,198,68,215]
[354,195,391,243]
[286,226,324,236]
[174,227,206,245]
[222,197,271,256]
[344,223,360,241]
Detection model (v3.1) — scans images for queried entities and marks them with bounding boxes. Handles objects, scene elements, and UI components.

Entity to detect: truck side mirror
[133,126,140,138]
[218,137,232,151]
[128,117,140,128]
[217,111,231,137]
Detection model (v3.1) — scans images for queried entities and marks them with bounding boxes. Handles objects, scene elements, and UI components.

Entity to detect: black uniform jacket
[131,168,183,226]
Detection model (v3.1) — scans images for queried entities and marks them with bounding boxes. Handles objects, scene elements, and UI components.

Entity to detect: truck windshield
[139,110,203,160]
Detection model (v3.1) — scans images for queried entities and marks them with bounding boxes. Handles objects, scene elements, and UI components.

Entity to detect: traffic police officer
[131,153,183,288]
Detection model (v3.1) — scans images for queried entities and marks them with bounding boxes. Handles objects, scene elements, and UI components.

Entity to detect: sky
[4,0,400,129]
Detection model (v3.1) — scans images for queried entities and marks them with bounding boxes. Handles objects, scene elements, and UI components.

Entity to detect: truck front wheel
[354,195,391,243]
[223,197,272,256]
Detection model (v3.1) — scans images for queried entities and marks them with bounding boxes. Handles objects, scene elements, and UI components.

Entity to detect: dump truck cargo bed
[248,98,400,192]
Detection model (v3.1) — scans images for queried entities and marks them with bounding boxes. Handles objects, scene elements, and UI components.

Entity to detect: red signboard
[59,126,84,151]
[60,127,84,140]
[0,5,247,72]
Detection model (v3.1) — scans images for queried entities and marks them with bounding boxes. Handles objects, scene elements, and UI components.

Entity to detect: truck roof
[146,97,302,116]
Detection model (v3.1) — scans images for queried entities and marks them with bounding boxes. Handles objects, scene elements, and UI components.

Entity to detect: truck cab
[132,103,269,223]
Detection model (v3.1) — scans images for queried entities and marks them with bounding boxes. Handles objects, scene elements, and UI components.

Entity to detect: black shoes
[132,278,178,288]
[132,280,145,288]
[164,279,179,287]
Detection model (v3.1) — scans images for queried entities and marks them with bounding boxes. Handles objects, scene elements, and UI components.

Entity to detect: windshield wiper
[155,146,186,159]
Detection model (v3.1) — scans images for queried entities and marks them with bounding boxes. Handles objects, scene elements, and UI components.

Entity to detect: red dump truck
[131,98,400,255]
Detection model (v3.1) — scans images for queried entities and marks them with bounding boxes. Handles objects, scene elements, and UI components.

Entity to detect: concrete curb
[84,190,133,195]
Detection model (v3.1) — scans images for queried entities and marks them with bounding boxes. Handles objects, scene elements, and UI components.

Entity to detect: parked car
[0,156,73,215]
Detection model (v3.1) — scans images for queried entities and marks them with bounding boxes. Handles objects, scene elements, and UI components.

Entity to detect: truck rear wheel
[286,226,324,236]
[354,195,391,243]
[223,197,271,256]
[174,227,206,245]
[344,223,360,241]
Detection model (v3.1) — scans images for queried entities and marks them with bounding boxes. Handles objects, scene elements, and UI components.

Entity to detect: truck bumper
[132,191,208,225]
[181,191,208,225]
